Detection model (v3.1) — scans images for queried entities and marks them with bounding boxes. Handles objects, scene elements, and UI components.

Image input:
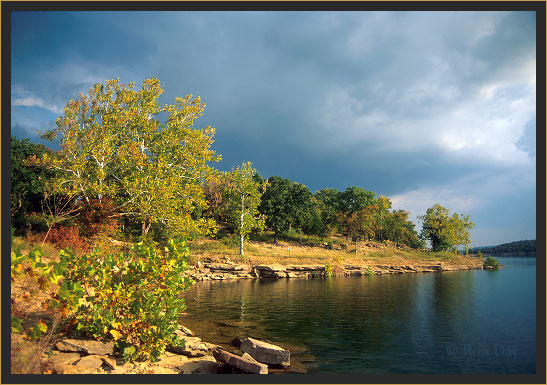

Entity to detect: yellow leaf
[110,329,122,340]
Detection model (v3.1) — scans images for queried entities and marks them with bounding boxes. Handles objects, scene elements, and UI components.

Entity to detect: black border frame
[2,1,545,384]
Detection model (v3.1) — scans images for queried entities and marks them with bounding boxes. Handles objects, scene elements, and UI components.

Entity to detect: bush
[483,256,500,270]
[46,225,89,253]
[326,241,334,250]
[340,243,347,250]
[58,239,194,362]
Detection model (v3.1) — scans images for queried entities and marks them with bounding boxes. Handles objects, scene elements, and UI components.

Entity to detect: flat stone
[240,337,290,367]
[75,355,104,370]
[100,356,117,370]
[256,264,286,272]
[59,365,99,374]
[213,348,268,374]
[49,352,82,372]
[55,339,115,355]
[205,263,250,272]
[272,271,287,278]
[167,336,216,357]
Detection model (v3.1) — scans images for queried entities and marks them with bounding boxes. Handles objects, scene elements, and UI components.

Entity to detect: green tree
[419,203,474,252]
[41,78,220,240]
[10,137,54,232]
[259,176,293,243]
[221,162,267,256]
[339,186,376,214]
[314,188,341,238]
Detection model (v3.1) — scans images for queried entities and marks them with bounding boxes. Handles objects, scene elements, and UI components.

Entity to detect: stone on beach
[213,348,268,374]
[55,339,115,355]
[239,337,290,368]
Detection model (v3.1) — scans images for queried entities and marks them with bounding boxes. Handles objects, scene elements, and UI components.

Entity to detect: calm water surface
[180,256,536,374]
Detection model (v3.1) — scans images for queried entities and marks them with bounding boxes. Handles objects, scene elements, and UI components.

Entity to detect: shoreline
[185,259,486,281]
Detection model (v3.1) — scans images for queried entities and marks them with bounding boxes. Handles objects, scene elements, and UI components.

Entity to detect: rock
[59,365,99,374]
[239,337,290,367]
[241,353,259,363]
[109,362,135,374]
[205,263,250,272]
[178,325,195,336]
[231,336,242,348]
[55,339,115,356]
[75,355,104,370]
[271,271,287,278]
[180,357,220,374]
[49,352,82,373]
[100,356,117,370]
[256,264,286,272]
[213,348,268,374]
[167,336,216,357]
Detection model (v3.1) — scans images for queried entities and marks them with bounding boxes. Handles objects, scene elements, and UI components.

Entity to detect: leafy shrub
[340,243,347,250]
[326,241,334,250]
[364,266,374,276]
[46,225,89,253]
[11,229,66,341]
[60,239,194,362]
[483,256,500,269]
[324,261,333,277]
[76,198,119,239]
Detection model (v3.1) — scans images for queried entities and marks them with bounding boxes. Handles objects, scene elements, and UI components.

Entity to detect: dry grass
[188,236,480,268]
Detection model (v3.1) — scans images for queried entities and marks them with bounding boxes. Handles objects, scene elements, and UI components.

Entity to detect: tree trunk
[239,195,245,256]
[142,218,152,237]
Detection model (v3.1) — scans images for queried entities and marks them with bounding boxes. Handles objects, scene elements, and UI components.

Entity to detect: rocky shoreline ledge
[46,326,297,375]
[184,259,485,281]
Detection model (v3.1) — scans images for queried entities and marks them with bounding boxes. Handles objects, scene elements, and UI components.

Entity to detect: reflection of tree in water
[181,276,424,373]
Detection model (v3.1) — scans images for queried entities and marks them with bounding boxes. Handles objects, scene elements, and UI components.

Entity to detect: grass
[188,232,481,268]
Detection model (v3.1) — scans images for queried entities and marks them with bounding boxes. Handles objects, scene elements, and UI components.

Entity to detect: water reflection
[181,259,536,374]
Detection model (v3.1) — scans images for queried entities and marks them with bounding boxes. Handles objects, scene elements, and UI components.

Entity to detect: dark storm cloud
[10,10,536,245]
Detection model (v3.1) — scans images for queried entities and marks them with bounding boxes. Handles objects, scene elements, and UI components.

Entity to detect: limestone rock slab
[240,337,290,367]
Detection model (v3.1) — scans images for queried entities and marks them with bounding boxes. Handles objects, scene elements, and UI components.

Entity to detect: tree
[41,78,220,240]
[10,137,54,232]
[221,162,267,256]
[419,203,474,252]
[339,186,376,214]
[259,176,293,243]
[314,188,341,238]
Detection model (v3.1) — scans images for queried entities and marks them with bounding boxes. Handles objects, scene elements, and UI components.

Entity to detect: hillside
[469,240,536,256]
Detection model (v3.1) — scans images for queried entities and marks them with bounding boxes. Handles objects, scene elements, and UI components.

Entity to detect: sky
[10,10,538,247]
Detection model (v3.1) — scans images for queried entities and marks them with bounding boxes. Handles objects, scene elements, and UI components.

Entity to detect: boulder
[213,348,268,374]
[55,339,115,356]
[239,337,290,367]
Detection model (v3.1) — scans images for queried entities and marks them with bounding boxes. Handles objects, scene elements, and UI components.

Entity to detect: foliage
[324,261,333,277]
[76,198,120,239]
[483,256,500,269]
[470,240,536,255]
[419,203,475,252]
[59,239,193,362]
[41,78,220,240]
[46,225,89,253]
[259,176,294,242]
[11,229,66,341]
[364,266,374,276]
[10,137,55,233]
[220,162,267,256]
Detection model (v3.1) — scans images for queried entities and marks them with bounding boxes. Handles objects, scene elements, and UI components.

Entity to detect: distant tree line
[469,240,536,255]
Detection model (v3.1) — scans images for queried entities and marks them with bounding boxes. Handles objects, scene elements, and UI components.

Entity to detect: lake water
[180,256,536,374]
